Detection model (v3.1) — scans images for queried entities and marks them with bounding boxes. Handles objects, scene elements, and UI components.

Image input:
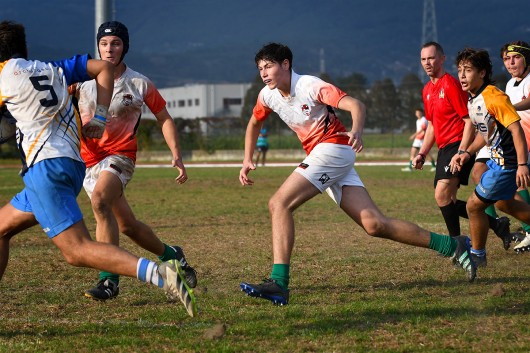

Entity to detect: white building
[141,83,251,120]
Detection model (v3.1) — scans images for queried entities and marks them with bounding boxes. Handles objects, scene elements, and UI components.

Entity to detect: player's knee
[363,217,387,238]
[91,194,112,216]
[268,195,286,214]
[60,248,85,267]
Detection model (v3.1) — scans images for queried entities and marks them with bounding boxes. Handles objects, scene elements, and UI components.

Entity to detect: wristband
[93,114,106,122]
[95,104,108,118]
[518,163,528,167]
[458,150,472,157]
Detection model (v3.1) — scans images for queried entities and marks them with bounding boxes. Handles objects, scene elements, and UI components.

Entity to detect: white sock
[136,258,164,288]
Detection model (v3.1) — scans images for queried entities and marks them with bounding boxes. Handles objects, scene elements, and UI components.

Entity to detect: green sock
[428,232,456,257]
[484,204,498,219]
[409,160,413,169]
[517,190,530,232]
[158,244,177,262]
[99,271,119,285]
[431,160,436,167]
[271,264,290,290]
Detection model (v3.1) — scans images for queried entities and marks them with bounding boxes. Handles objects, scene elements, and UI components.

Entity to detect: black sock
[454,199,468,219]
[440,203,461,237]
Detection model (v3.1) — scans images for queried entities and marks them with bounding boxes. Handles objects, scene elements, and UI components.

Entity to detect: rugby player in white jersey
[238,43,478,305]
[0,21,196,317]
[71,21,196,301]
[500,41,530,252]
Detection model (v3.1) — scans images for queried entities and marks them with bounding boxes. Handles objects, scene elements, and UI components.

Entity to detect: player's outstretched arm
[82,60,114,138]
[155,108,188,185]
[239,115,262,186]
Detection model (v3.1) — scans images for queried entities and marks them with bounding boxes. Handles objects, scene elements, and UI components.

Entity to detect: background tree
[369,78,400,132]
[397,73,424,130]
[336,73,370,129]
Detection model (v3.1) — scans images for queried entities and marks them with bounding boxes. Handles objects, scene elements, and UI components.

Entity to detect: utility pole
[94,0,114,58]
[419,0,438,81]
[319,48,326,75]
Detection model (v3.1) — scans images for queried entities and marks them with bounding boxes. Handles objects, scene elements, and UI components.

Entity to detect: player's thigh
[472,160,488,184]
[0,203,37,237]
[92,170,125,205]
[51,220,92,259]
[270,172,320,211]
[340,185,384,226]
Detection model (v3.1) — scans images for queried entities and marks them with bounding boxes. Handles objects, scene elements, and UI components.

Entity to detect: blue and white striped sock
[137,258,164,288]
[470,248,486,257]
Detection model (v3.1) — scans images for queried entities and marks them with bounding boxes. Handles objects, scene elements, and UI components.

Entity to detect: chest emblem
[301,104,310,116]
[438,89,444,99]
[122,94,133,106]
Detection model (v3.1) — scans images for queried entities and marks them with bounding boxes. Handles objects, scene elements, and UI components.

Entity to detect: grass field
[0,165,529,352]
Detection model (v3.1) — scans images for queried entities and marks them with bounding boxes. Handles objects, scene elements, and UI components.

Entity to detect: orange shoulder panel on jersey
[484,86,520,128]
[144,83,166,115]
[316,82,347,107]
[252,93,273,121]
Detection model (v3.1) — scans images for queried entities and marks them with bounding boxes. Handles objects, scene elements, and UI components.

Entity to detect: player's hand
[172,158,188,184]
[337,131,363,153]
[449,154,463,173]
[516,164,530,189]
[449,152,470,174]
[412,154,425,170]
[82,115,106,139]
[239,161,256,186]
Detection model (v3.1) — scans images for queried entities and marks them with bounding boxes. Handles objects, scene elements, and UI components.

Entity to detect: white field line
[137,161,407,168]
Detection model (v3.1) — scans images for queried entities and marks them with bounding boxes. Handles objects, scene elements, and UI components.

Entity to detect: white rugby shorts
[83,155,135,198]
[412,138,424,149]
[294,143,364,205]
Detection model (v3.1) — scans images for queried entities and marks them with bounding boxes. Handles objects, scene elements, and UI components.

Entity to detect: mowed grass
[0,165,529,352]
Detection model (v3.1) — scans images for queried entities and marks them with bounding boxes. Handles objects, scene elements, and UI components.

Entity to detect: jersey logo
[301,104,310,116]
[122,94,133,106]
[318,173,330,185]
[439,89,445,99]
[298,163,309,169]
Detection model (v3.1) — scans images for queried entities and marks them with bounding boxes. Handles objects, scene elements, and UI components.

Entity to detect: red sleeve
[144,82,166,115]
[316,82,347,107]
[252,92,273,121]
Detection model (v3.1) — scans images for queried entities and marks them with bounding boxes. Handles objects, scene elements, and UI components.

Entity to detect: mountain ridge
[4,0,529,87]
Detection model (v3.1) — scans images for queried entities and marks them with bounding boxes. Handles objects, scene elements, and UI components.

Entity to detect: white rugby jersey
[253,71,349,154]
[416,116,428,140]
[468,85,520,168]
[75,66,165,168]
[505,73,530,148]
[0,55,91,172]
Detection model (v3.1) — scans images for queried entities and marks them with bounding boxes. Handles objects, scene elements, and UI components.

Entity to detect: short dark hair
[0,21,28,61]
[255,43,293,70]
[456,47,494,86]
[422,41,444,56]
[500,40,530,68]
